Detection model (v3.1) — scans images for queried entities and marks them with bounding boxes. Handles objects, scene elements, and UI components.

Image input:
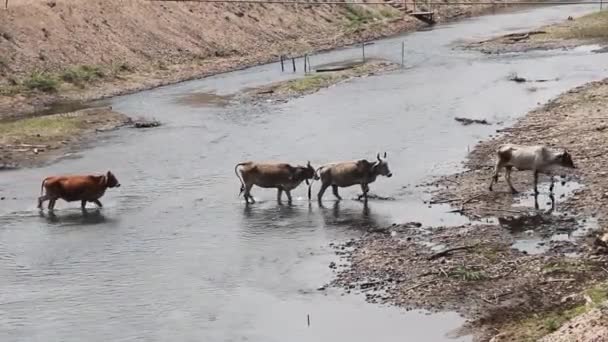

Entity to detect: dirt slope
[0,0,505,118]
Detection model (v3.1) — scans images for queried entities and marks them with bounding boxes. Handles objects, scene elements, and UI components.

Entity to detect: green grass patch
[61,65,105,87]
[281,73,341,93]
[22,71,60,92]
[0,114,83,142]
[536,10,608,41]
[449,266,487,281]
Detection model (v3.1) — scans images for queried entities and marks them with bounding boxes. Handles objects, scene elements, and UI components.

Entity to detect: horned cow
[38,171,121,211]
[488,144,575,194]
[313,152,392,202]
[234,161,316,204]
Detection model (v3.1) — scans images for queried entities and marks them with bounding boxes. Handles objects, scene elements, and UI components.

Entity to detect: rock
[329,262,337,269]
[131,118,161,128]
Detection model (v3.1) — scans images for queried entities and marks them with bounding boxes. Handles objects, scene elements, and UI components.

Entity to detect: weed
[23,71,59,92]
[61,65,105,87]
[450,266,487,281]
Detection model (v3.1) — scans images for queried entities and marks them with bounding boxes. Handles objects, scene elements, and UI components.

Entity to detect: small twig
[428,244,478,260]
[462,194,483,206]
[404,280,434,292]
[480,295,495,305]
[430,198,461,204]
[439,267,449,278]
[477,207,525,214]
[601,267,608,275]
[544,278,576,283]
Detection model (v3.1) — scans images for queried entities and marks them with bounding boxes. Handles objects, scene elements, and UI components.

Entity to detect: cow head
[294,161,316,185]
[106,171,121,188]
[558,150,575,169]
[373,152,393,178]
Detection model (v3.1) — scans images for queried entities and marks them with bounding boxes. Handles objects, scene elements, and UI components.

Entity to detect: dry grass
[534,10,608,41]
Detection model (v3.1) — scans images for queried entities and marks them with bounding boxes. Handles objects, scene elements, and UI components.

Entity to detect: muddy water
[2,4,608,342]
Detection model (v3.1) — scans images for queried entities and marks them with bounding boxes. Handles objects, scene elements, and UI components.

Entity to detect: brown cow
[38,171,121,211]
[312,152,392,202]
[234,161,315,204]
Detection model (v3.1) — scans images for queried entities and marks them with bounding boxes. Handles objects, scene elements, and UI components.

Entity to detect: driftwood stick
[428,244,478,260]
[477,207,525,214]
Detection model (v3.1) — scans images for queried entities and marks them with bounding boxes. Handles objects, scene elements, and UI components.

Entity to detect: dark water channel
[2,4,608,342]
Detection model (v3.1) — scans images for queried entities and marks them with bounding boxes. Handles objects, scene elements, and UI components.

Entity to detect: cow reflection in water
[40,208,108,225]
[320,201,379,231]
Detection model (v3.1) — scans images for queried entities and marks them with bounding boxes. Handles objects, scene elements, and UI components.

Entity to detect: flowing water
[2,4,608,342]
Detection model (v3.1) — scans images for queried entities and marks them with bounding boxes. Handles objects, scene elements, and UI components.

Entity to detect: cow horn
[377,153,381,162]
[383,152,387,158]
[307,160,311,168]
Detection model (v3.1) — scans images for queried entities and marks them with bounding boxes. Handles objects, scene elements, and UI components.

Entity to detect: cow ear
[307,161,311,168]
[383,152,387,158]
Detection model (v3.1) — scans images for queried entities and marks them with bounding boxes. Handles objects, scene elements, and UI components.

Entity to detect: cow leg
[357,183,369,201]
[549,175,555,194]
[285,190,293,204]
[48,199,57,211]
[81,200,87,210]
[332,185,342,201]
[489,160,504,191]
[505,166,518,194]
[317,183,330,202]
[243,184,254,204]
[38,195,49,209]
[277,188,283,203]
[93,200,103,208]
[533,171,539,195]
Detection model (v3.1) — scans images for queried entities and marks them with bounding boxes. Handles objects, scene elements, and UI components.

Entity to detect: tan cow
[313,152,392,202]
[234,161,315,204]
[489,144,575,194]
[38,171,121,211]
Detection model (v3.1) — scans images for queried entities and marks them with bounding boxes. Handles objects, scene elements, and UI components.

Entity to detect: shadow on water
[319,201,381,231]
[39,209,110,226]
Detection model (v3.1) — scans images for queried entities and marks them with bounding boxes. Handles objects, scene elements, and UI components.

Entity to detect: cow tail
[308,166,323,200]
[40,178,47,196]
[234,163,246,197]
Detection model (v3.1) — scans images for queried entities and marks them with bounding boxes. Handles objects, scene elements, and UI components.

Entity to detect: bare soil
[0,0,523,119]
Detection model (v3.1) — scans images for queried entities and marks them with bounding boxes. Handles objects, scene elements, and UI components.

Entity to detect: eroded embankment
[0,0,518,119]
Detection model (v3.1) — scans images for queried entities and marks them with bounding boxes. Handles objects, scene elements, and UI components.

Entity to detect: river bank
[0,106,134,169]
[331,12,608,342]
[462,10,608,54]
[0,0,532,120]
[330,78,608,342]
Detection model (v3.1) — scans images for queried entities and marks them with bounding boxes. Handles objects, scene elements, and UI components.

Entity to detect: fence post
[304,54,307,73]
[280,55,284,72]
[307,55,311,72]
[292,57,296,72]
[362,43,366,62]
[601,0,603,11]
[401,42,405,67]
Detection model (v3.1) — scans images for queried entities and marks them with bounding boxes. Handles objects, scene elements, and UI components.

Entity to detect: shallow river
[1,4,607,342]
